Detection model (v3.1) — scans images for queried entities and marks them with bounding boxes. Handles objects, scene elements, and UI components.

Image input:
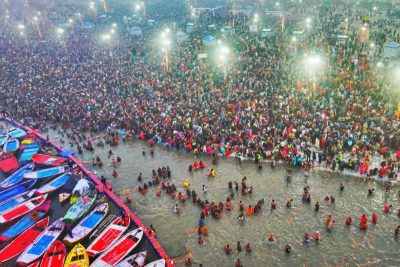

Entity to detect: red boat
[0,154,20,174]
[86,216,130,257]
[0,217,49,264]
[0,194,47,224]
[90,228,144,267]
[40,240,66,267]
[31,154,67,167]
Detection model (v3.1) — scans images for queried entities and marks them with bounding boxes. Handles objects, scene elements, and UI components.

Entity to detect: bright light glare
[18,24,25,30]
[377,62,384,68]
[56,28,65,34]
[102,34,111,40]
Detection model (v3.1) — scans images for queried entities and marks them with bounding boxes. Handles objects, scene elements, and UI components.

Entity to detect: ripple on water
[51,131,400,267]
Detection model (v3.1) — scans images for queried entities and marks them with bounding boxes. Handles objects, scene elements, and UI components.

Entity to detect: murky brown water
[51,131,400,267]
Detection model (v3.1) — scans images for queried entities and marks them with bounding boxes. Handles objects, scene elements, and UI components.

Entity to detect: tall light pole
[33,16,42,38]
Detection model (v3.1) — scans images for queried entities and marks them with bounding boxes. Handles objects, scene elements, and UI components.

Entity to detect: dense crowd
[0,0,399,175]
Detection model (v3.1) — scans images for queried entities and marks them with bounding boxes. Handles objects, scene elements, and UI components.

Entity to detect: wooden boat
[69,179,90,204]
[3,138,20,153]
[0,217,49,264]
[0,179,36,205]
[144,259,166,267]
[19,143,40,162]
[0,134,8,146]
[64,243,89,267]
[86,216,130,257]
[0,194,47,224]
[90,227,144,267]
[0,200,51,242]
[16,218,65,266]
[63,189,97,225]
[8,127,27,139]
[63,203,108,245]
[59,193,71,203]
[40,240,66,267]
[0,163,35,190]
[0,189,36,213]
[32,154,67,167]
[115,251,147,267]
[24,165,69,179]
[36,173,71,195]
[0,154,19,173]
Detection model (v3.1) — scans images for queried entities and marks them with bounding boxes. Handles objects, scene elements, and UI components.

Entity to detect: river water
[51,132,400,267]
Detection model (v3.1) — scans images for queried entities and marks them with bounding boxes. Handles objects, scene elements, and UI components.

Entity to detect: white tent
[336,35,348,44]
[261,28,274,38]
[383,41,400,59]
[293,30,305,41]
[130,26,142,37]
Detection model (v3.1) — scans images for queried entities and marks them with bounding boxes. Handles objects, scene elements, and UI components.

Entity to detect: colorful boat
[16,218,65,266]
[40,240,66,267]
[0,179,36,203]
[19,143,40,162]
[0,163,35,190]
[32,154,67,167]
[63,189,97,225]
[64,243,89,267]
[23,165,69,179]
[86,216,130,257]
[0,194,47,224]
[70,179,90,204]
[90,227,144,267]
[63,203,108,245]
[144,259,166,267]
[0,189,36,213]
[8,127,27,139]
[115,251,147,267]
[36,172,71,195]
[0,134,8,146]
[59,193,70,203]
[3,138,20,153]
[0,217,49,264]
[0,154,19,173]
[0,200,51,242]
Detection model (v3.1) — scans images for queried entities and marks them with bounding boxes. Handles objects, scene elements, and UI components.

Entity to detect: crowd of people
[1,0,400,266]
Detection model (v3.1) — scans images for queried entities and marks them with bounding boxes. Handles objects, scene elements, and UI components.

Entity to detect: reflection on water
[56,133,400,267]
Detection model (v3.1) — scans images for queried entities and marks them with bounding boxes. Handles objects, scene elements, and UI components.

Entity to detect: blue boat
[0,189,36,213]
[3,138,19,153]
[16,218,65,265]
[0,163,35,190]
[0,179,36,203]
[0,200,51,242]
[8,127,27,139]
[24,165,69,179]
[36,173,71,195]
[60,149,74,157]
[0,134,8,147]
[19,143,40,162]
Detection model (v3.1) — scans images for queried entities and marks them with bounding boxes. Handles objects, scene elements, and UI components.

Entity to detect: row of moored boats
[0,124,166,266]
